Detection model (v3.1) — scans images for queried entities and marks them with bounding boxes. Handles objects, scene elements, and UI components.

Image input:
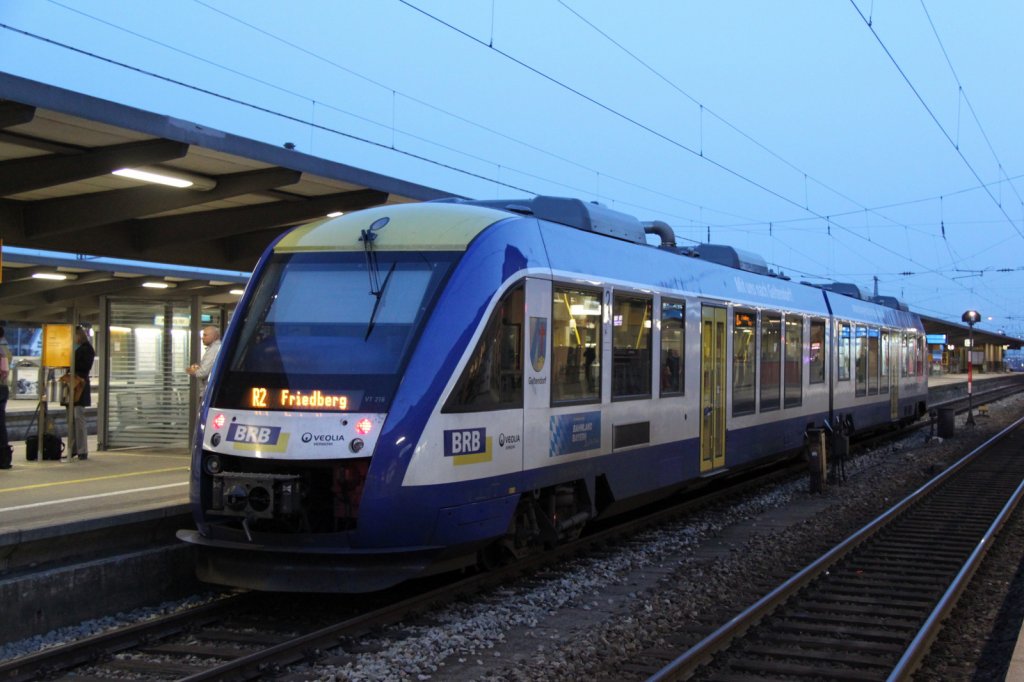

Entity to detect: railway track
[0,455,794,681]
[648,414,1024,681]
[927,378,1024,428]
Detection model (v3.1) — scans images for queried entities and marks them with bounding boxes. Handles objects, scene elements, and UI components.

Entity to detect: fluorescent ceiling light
[32,272,74,281]
[229,289,245,295]
[142,281,173,289]
[326,211,344,218]
[112,166,216,191]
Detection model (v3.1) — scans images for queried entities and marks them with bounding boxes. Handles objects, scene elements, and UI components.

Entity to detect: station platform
[0,431,190,537]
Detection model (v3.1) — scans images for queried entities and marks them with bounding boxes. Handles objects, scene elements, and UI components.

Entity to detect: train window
[759,312,781,412]
[880,330,890,394]
[900,333,908,377]
[867,327,880,395]
[443,284,524,413]
[838,323,851,381]
[855,326,868,397]
[612,294,653,399]
[660,300,685,396]
[732,308,756,416]
[902,332,915,377]
[784,315,803,408]
[809,319,826,384]
[552,286,602,404]
[917,334,926,376]
[217,251,455,412]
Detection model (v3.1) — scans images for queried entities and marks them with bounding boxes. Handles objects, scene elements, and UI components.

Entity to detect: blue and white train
[178,196,928,592]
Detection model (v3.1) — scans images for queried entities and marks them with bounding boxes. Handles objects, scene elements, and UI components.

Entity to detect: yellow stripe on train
[452,436,493,466]
[275,203,509,253]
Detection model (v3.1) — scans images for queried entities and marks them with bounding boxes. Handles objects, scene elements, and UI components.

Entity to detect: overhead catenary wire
[4,4,1020,325]
[396,0,1014,315]
[919,0,1024,209]
[47,0,1023,286]
[555,0,942,249]
[848,0,1024,242]
[43,0,761,230]
[0,13,994,311]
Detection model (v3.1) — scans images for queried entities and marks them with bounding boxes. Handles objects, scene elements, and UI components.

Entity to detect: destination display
[246,387,363,411]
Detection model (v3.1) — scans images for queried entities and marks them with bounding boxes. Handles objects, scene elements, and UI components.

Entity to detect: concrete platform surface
[0,434,190,537]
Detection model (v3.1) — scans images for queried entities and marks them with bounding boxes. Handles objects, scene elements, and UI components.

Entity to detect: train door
[700,305,727,472]
[888,331,899,420]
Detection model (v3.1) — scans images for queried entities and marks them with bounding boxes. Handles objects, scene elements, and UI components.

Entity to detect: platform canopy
[919,314,1023,351]
[0,73,455,322]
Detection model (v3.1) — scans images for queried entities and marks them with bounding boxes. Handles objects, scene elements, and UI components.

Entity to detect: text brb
[229,424,280,444]
[444,427,486,457]
[451,430,481,454]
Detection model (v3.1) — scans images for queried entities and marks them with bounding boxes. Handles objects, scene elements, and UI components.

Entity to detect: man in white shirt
[187,326,222,395]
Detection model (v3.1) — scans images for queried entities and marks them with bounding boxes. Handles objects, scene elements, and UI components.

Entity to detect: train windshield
[215,250,456,411]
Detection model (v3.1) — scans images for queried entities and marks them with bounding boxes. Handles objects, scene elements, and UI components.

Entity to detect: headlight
[204,454,223,475]
[350,438,364,453]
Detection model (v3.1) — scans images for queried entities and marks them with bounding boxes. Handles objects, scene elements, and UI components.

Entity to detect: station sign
[42,324,74,367]
[925,334,947,345]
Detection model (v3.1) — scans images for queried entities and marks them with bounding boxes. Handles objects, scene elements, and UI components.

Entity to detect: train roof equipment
[690,244,771,277]
[820,282,871,300]
[440,196,665,245]
[871,295,910,312]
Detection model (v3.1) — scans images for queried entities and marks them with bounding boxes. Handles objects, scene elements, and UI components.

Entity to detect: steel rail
[888,420,1024,680]
[648,413,1024,681]
[0,593,254,682]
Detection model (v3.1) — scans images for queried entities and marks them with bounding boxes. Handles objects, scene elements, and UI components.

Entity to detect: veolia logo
[498,433,521,448]
[302,432,346,444]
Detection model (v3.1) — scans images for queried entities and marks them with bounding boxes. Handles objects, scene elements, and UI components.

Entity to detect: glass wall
[106,300,194,448]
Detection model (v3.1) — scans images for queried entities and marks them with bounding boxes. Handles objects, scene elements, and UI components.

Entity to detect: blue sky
[2,1,1022,336]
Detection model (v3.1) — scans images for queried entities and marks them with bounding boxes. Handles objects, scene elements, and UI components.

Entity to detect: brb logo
[443,428,486,457]
[227,423,282,445]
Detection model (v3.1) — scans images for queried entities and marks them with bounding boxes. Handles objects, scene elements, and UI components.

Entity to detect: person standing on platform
[0,327,11,469]
[69,326,96,460]
[187,326,221,396]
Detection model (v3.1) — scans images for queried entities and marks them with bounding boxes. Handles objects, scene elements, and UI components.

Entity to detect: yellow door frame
[700,305,727,472]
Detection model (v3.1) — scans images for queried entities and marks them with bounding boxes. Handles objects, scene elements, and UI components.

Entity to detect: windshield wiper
[364,261,397,340]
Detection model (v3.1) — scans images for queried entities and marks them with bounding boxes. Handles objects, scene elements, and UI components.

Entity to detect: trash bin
[12,360,40,400]
[937,406,956,438]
